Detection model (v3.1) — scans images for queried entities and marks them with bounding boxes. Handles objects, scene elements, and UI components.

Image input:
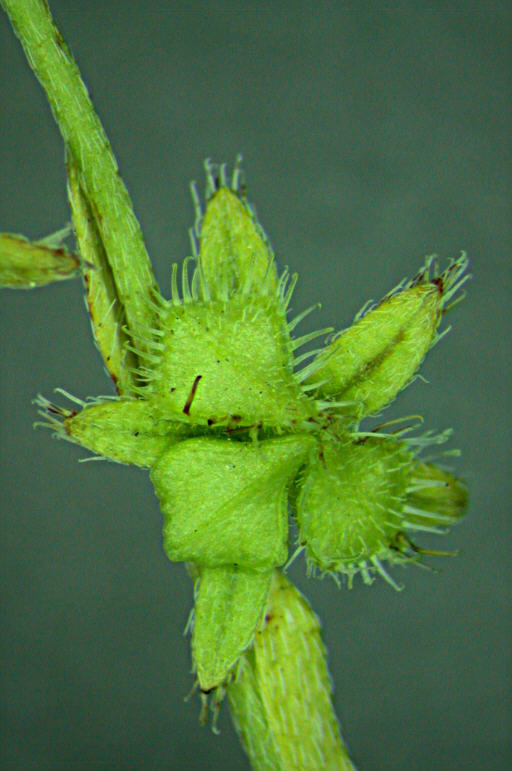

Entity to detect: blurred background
[1,3,510,769]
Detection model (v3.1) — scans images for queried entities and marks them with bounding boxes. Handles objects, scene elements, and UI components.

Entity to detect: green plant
[1,2,469,768]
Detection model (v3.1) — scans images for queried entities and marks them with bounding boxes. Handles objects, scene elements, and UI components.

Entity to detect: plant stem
[1,0,160,351]
[228,570,355,770]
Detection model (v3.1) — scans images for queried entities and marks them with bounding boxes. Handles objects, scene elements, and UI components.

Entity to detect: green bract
[37,164,468,700]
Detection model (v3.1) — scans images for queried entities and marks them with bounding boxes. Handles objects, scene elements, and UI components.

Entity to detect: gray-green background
[1,3,510,769]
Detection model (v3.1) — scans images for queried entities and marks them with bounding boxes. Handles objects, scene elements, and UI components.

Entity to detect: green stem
[1,0,161,348]
[228,570,355,771]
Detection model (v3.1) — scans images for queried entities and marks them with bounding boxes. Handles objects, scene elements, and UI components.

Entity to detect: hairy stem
[228,570,355,770]
[1,0,161,350]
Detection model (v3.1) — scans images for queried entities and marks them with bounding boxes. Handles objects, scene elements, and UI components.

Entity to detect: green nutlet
[151,434,314,570]
[295,433,467,587]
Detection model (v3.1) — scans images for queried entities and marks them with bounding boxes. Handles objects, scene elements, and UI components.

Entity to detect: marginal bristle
[293,346,327,368]
[230,154,244,193]
[408,252,470,310]
[128,329,164,353]
[404,428,453,450]
[440,253,471,309]
[407,476,448,492]
[204,158,220,199]
[171,263,181,305]
[125,343,160,365]
[370,555,403,591]
[189,227,199,258]
[287,304,320,333]
[52,388,86,407]
[353,298,376,323]
[276,268,290,302]
[315,398,357,411]
[300,379,329,393]
[181,256,193,303]
[189,180,202,238]
[293,362,321,384]
[291,327,332,352]
[33,394,73,424]
[401,521,445,534]
[402,503,454,524]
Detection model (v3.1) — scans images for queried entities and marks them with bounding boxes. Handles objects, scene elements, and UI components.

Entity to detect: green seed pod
[308,255,469,419]
[0,231,80,288]
[228,569,355,770]
[192,566,272,694]
[151,434,314,570]
[295,434,467,587]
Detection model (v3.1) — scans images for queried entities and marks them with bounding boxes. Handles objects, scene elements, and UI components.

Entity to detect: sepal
[308,254,469,419]
[36,394,193,466]
[192,566,271,694]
